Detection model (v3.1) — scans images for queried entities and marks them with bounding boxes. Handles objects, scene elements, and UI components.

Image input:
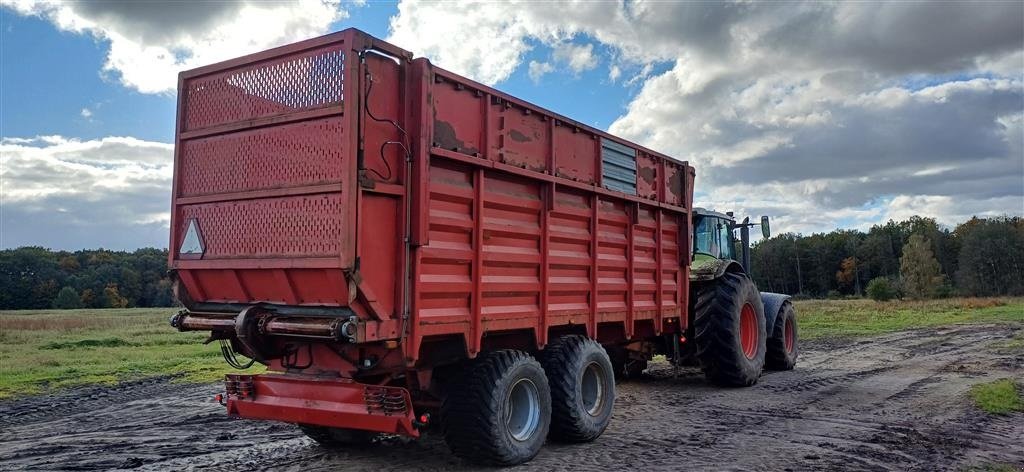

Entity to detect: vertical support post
[539,182,552,348]
[471,167,485,355]
[654,209,663,334]
[589,194,599,339]
[625,204,635,339]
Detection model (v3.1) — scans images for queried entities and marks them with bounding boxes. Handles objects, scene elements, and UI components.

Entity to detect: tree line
[1,215,1021,310]
[0,247,174,310]
[750,216,1024,300]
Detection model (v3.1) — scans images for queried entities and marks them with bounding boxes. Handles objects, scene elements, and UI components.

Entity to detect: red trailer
[169,28,797,465]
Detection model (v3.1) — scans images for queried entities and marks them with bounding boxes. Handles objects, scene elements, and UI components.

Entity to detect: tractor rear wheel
[766,302,799,370]
[441,350,551,466]
[693,272,766,387]
[299,424,376,447]
[541,335,615,442]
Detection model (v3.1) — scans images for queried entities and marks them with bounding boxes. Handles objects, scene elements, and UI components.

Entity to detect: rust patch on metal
[433,119,478,155]
[509,129,531,143]
[667,167,684,200]
[638,166,656,185]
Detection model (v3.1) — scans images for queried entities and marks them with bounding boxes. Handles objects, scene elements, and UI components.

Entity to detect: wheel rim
[505,378,541,442]
[580,362,605,416]
[784,316,795,353]
[739,303,758,359]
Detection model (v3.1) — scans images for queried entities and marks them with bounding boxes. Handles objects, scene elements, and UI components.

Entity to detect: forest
[750,216,1024,299]
[0,247,174,310]
[0,216,1021,310]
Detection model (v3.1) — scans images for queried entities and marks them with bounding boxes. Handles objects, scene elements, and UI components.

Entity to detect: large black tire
[298,424,376,447]
[766,302,799,370]
[693,272,766,387]
[541,335,616,442]
[441,350,551,466]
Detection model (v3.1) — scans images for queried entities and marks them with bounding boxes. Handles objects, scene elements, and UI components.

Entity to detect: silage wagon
[169,28,798,465]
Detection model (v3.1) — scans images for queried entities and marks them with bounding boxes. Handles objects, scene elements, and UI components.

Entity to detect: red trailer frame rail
[225,374,419,437]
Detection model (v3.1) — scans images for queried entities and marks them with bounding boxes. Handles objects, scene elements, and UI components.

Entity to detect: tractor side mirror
[760,216,771,239]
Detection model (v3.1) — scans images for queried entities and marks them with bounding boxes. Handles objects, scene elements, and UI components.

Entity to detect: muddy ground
[2,323,1022,471]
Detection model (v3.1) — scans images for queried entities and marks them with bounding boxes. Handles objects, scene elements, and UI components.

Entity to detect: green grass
[1,297,1022,399]
[969,379,1023,415]
[0,308,261,399]
[794,297,1024,340]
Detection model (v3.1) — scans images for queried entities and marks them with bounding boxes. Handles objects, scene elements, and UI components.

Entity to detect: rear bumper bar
[225,373,419,437]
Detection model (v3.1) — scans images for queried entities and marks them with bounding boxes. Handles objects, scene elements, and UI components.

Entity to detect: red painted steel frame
[225,374,418,437]
[169,28,694,434]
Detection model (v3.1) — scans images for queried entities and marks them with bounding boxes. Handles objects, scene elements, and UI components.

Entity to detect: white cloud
[388,1,1024,234]
[1,135,173,249]
[528,61,554,83]
[609,64,621,82]
[553,42,597,74]
[2,0,348,94]
[79,108,92,119]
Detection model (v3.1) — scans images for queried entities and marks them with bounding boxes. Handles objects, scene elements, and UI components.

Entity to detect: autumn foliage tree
[899,234,944,299]
[835,257,860,295]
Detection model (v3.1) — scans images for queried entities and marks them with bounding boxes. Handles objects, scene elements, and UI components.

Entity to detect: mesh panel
[181,195,344,259]
[179,117,345,197]
[183,47,345,131]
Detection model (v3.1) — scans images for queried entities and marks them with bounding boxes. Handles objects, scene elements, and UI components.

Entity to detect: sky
[1,0,1022,250]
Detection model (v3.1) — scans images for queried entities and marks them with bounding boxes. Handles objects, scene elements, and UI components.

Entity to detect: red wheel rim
[739,303,758,359]
[784,317,795,353]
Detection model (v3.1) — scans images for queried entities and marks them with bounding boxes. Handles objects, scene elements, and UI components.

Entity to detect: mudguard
[760,292,792,334]
[690,257,745,282]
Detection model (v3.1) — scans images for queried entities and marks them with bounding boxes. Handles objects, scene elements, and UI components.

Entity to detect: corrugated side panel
[601,139,637,195]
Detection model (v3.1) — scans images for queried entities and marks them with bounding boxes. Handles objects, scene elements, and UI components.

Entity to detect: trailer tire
[766,302,799,370]
[541,335,615,442]
[442,350,551,466]
[693,272,766,387]
[298,424,376,447]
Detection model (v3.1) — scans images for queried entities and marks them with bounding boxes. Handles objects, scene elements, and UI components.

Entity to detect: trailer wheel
[442,350,551,466]
[298,424,376,447]
[693,272,766,387]
[766,302,799,370]
[541,335,616,442]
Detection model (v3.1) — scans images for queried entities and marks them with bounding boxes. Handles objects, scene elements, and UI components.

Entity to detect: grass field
[0,308,256,398]
[1,298,1021,398]
[795,297,1024,339]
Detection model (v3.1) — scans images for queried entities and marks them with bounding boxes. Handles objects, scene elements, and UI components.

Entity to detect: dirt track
[2,323,1022,471]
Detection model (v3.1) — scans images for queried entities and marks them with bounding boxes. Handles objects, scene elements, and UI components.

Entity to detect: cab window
[694,216,735,260]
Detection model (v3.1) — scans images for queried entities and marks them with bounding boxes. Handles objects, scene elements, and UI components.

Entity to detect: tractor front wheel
[766,302,799,370]
[693,272,766,387]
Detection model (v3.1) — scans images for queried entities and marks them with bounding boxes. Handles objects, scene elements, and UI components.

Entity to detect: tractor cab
[691,208,770,280]
[693,209,738,262]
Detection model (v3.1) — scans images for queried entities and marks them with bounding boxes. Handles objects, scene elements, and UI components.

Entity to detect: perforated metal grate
[183,47,345,131]
[179,117,345,197]
[181,195,344,259]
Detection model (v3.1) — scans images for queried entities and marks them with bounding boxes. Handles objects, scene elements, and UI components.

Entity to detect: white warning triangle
[180,219,205,255]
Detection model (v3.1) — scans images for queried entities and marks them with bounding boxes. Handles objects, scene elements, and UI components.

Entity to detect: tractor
[667,208,798,385]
